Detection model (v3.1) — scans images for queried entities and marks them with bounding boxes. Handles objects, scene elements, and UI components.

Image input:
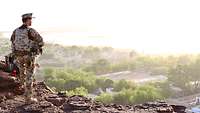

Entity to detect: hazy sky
[1,0,200,54]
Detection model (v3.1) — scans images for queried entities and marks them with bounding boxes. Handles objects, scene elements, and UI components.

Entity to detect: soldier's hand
[39,48,43,55]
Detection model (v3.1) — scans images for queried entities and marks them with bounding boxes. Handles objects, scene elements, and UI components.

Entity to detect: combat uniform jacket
[10,24,44,54]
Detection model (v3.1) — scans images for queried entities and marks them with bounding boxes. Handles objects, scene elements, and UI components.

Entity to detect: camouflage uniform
[10,24,44,100]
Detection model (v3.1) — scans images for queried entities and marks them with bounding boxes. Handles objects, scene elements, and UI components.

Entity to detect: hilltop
[0,81,186,113]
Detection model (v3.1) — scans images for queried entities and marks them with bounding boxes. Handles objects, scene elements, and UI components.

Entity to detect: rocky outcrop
[0,82,186,113]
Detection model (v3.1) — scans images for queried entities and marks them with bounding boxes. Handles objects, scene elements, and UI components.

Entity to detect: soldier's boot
[25,97,38,104]
[24,82,37,104]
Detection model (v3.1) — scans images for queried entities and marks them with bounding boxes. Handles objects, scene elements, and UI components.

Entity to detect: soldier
[10,13,44,104]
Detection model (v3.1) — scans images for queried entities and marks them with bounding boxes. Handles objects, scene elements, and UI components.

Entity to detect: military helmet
[21,13,35,19]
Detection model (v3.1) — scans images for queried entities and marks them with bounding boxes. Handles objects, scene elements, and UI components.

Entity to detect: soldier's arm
[28,28,44,47]
[10,30,15,42]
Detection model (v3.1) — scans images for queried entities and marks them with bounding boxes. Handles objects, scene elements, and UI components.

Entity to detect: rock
[0,95,6,103]
[171,105,186,113]
[45,95,66,106]
[63,95,91,111]
[0,82,187,113]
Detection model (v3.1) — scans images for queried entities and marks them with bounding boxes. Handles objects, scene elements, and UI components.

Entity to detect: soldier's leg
[24,56,35,100]
[15,56,26,86]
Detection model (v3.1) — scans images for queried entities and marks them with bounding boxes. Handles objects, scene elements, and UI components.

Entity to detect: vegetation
[2,37,200,104]
[67,87,88,96]
[96,93,114,104]
[0,37,195,76]
[167,57,200,95]
[113,79,136,92]
[44,68,96,92]
[83,59,136,74]
[43,67,166,104]
[96,85,163,105]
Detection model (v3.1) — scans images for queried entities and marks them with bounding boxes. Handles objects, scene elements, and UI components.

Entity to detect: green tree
[113,79,136,92]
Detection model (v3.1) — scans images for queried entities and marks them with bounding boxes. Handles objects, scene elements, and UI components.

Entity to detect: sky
[0,0,200,54]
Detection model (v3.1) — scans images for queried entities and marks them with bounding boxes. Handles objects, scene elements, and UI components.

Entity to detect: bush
[131,85,163,104]
[113,79,136,92]
[67,87,88,96]
[113,89,134,104]
[95,93,114,104]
